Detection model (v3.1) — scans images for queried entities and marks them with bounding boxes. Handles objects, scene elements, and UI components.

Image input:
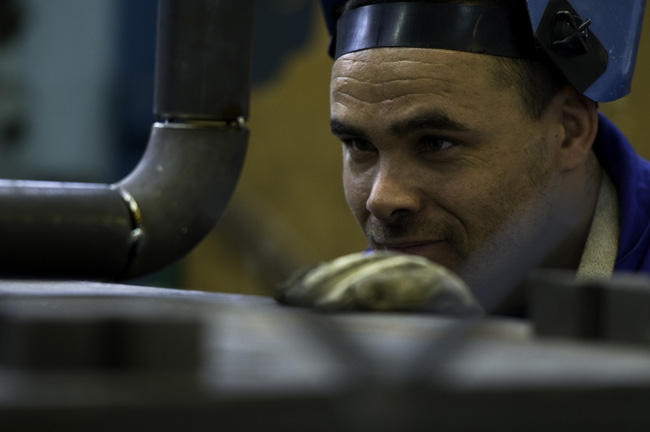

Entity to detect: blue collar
[593,113,650,271]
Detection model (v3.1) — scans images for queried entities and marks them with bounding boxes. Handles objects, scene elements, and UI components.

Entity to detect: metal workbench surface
[0,281,648,431]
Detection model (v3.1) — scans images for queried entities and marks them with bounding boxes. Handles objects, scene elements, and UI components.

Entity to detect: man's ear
[554,85,599,171]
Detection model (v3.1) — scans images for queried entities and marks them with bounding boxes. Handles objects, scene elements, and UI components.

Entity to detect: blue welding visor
[319,0,646,102]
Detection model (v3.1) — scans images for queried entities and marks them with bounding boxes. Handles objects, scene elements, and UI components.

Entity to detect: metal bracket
[552,10,592,55]
[534,0,608,94]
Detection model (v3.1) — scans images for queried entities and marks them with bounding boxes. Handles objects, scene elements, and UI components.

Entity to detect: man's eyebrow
[330,118,368,139]
[390,111,471,136]
[330,112,471,139]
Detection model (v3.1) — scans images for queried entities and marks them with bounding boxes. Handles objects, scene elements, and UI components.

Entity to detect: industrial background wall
[180,4,650,297]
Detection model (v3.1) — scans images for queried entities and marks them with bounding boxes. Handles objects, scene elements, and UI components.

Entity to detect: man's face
[330,48,566,285]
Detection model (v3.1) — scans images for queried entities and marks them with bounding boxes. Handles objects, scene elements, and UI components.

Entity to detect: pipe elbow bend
[115,122,248,280]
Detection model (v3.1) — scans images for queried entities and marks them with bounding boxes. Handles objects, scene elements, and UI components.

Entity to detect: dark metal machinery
[1,280,650,431]
[0,1,650,431]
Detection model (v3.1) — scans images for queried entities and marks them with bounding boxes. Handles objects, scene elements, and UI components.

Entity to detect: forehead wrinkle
[333,76,453,86]
[333,54,455,81]
[332,76,454,105]
[332,58,453,80]
[335,55,452,69]
[331,49,499,132]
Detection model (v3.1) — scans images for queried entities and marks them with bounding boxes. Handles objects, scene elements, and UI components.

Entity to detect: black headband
[334,2,536,59]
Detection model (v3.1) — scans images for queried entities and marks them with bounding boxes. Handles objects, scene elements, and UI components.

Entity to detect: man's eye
[420,136,454,153]
[343,138,375,152]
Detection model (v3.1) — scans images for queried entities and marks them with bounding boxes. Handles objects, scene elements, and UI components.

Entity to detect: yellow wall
[180,6,650,296]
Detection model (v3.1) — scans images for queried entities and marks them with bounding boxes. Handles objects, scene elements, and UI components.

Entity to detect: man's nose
[366,164,421,221]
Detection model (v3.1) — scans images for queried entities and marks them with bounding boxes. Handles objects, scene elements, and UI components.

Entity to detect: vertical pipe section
[154,0,253,120]
[115,0,253,279]
[0,0,253,280]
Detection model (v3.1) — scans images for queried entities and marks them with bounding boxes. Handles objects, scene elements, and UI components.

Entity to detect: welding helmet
[319,0,646,102]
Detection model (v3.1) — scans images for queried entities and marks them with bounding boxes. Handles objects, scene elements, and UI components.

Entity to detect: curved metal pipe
[0,0,253,281]
[116,122,248,280]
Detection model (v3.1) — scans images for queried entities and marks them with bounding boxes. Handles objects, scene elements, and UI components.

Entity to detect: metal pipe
[0,0,253,281]
[116,122,248,280]
[154,0,252,120]
[0,181,133,279]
